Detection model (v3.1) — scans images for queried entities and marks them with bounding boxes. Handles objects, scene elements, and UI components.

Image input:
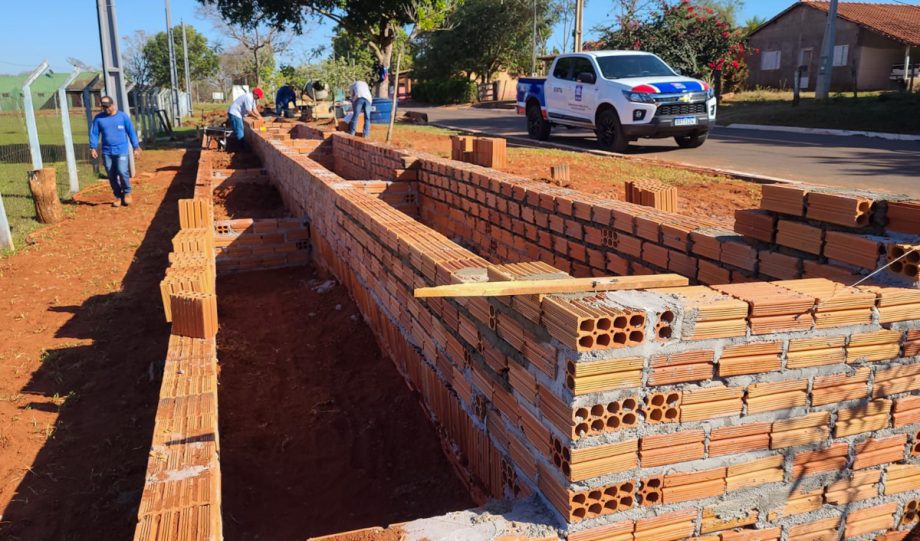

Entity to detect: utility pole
[574,0,584,53]
[165,0,181,125]
[96,0,134,174]
[181,19,193,115]
[531,0,537,76]
[814,0,838,100]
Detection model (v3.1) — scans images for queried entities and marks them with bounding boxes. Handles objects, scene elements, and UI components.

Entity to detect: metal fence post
[22,60,50,171]
[0,192,13,252]
[59,67,83,194]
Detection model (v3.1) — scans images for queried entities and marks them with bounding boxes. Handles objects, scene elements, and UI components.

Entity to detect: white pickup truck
[516,51,718,152]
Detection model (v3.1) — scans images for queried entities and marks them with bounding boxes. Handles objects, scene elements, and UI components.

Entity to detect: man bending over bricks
[90,96,141,207]
[227,87,264,148]
[348,79,373,138]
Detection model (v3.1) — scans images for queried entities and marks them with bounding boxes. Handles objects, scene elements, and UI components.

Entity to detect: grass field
[717,89,920,134]
[0,111,102,253]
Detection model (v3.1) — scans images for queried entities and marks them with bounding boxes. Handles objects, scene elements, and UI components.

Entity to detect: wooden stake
[414,274,688,298]
[27,167,63,224]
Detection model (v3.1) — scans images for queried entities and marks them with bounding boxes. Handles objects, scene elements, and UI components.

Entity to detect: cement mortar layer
[401,497,560,540]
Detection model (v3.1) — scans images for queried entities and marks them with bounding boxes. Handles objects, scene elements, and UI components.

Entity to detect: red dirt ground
[212,182,287,221]
[217,267,475,540]
[0,148,194,540]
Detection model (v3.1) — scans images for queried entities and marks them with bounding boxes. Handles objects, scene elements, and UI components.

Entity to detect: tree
[596,0,751,91]
[695,0,743,27]
[199,5,293,87]
[123,30,153,85]
[142,25,219,88]
[742,15,767,36]
[414,0,556,87]
[197,0,451,97]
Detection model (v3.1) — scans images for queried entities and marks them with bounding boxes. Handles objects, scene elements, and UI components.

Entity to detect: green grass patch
[717,89,920,134]
[0,111,100,253]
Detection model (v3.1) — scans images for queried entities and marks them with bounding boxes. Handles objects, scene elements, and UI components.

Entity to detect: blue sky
[0,0,918,74]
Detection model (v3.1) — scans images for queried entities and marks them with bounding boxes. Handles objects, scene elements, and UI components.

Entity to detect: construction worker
[348,79,373,138]
[227,87,264,147]
[90,96,141,207]
[275,82,297,116]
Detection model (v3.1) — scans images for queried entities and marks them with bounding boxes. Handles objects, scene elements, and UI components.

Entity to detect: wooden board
[414,274,689,298]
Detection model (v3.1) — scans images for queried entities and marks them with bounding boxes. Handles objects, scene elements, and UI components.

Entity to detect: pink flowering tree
[597,0,756,91]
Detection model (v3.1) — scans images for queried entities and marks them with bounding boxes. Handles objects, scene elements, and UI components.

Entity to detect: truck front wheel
[675,133,708,148]
[596,109,629,153]
[527,105,551,140]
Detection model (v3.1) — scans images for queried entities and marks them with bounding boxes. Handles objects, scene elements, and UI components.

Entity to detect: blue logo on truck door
[575,85,583,102]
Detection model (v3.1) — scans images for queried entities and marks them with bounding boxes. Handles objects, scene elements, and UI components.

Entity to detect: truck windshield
[596,55,676,79]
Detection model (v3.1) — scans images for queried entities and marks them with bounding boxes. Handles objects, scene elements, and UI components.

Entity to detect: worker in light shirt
[347,79,373,138]
[227,87,264,148]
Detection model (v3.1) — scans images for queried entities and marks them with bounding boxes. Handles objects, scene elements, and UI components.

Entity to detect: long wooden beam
[414,274,689,298]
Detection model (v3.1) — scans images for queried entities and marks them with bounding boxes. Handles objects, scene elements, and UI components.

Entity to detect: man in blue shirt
[90,97,141,207]
[275,83,297,116]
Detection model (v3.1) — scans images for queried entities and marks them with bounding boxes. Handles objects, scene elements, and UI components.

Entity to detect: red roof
[803,1,920,46]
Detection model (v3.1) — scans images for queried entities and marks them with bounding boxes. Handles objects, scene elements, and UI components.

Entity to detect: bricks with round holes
[230,121,920,541]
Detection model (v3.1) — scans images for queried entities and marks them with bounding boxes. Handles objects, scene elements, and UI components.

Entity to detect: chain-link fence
[0,77,101,251]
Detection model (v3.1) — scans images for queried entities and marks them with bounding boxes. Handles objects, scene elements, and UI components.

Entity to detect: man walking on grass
[90,96,141,207]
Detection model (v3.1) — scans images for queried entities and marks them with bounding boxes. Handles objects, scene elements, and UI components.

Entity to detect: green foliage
[142,25,219,87]
[279,57,375,99]
[412,77,478,104]
[414,0,557,85]
[596,0,751,92]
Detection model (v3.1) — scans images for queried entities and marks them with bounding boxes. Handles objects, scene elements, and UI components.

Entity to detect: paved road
[405,105,920,197]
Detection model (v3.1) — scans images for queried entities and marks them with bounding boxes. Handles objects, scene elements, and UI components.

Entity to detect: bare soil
[217,267,474,540]
[0,148,194,540]
[212,182,287,221]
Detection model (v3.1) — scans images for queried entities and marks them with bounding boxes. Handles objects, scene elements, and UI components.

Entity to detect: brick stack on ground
[243,118,920,541]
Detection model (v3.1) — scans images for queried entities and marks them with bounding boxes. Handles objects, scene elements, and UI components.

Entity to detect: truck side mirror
[576,72,596,84]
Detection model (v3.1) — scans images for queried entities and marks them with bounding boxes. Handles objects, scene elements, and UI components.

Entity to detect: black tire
[674,133,708,148]
[596,109,629,153]
[526,104,551,140]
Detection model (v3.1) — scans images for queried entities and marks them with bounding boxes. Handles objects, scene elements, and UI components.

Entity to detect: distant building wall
[746,3,908,91]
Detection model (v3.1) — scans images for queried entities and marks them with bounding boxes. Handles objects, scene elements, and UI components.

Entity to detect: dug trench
[212,157,474,540]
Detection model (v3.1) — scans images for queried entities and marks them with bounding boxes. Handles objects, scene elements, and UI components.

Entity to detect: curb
[724,123,920,142]
[427,121,800,187]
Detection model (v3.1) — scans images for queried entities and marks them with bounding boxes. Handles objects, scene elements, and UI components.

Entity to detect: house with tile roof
[746,1,919,91]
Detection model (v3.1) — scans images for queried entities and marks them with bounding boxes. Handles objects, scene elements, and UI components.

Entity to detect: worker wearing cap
[90,96,141,207]
[227,87,264,146]
[348,79,373,138]
[275,83,297,116]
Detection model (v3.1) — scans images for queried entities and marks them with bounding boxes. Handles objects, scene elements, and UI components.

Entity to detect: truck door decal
[574,85,583,102]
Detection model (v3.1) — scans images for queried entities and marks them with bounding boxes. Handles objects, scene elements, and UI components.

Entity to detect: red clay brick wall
[247,122,920,541]
[134,147,225,541]
[736,184,920,286]
[214,217,310,272]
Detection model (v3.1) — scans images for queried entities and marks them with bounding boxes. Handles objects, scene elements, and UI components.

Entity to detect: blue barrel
[369,97,393,124]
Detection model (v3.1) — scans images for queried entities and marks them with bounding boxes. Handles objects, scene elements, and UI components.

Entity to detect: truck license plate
[674,116,698,126]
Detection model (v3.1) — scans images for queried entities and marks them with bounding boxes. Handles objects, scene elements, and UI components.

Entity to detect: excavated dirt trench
[214,155,474,540]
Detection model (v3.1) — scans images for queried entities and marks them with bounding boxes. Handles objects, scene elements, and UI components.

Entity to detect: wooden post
[28,168,64,224]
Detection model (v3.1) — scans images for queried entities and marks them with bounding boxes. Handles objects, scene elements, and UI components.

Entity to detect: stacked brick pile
[625,180,678,213]
[246,120,920,541]
[451,135,507,169]
[134,145,225,540]
[735,184,920,285]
